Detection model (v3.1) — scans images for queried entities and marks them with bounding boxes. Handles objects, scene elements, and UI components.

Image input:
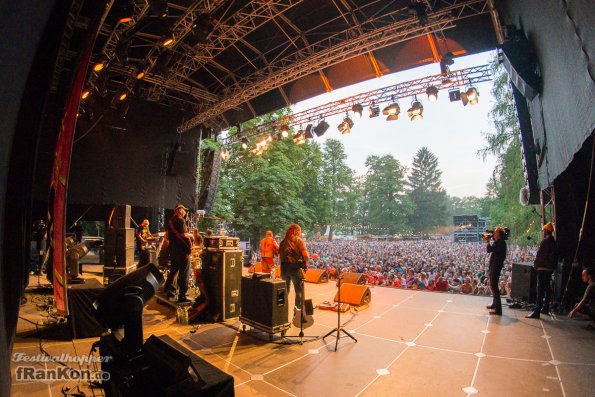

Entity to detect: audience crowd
[303,238,536,296]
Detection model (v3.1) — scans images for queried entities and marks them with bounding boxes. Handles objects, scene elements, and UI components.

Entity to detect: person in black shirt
[279,223,309,310]
[526,223,558,319]
[163,204,193,303]
[486,227,507,315]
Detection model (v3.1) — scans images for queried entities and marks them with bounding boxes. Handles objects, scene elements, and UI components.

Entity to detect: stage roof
[60,0,498,133]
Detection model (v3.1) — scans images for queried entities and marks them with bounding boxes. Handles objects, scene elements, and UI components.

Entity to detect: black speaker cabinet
[511,262,536,303]
[203,249,243,321]
[104,228,135,256]
[240,276,289,333]
[113,204,131,228]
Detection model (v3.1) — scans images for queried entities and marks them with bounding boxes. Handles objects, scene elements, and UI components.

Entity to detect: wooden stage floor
[12,270,595,397]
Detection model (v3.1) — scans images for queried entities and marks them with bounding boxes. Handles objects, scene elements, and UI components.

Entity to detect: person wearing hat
[526,223,558,319]
[164,204,193,303]
[486,227,507,315]
[136,219,152,267]
[260,230,279,273]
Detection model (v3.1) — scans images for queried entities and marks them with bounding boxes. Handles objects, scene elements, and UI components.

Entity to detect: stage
[12,271,595,397]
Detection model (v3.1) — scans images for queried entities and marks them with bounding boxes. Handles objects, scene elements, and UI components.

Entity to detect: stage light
[241,137,248,149]
[116,1,134,24]
[293,130,305,144]
[81,89,91,100]
[448,89,461,102]
[352,104,363,118]
[426,86,438,102]
[118,91,128,101]
[368,102,380,118]
[161,33,174,47]
[465,87,479,105]
[280,124,289,138]
[191,13,213,44]
[337,114,354,135]
[93,61,105,72]
[313,120,329,137]
[267,133,273,143]
[136,68,146,80]
[220,148,230,160]
[383,101,400,121]
[407,97,423,121]
[304,124,314,139]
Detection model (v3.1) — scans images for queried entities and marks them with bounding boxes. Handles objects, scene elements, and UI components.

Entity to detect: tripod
[323,276,357,351]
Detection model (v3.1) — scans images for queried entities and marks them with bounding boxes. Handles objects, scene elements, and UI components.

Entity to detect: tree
[321,139,356,240]
[361,154,412,234]
[407,147,448,233]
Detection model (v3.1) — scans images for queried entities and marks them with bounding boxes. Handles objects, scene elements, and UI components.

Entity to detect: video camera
[482,227,510,241]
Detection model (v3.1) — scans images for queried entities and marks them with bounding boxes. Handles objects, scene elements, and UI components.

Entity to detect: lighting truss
[218,64,492,147]
[178,0,491,132]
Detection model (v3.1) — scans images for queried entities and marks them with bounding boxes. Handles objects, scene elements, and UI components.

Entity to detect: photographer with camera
[526,223,558,319]
[485,227,507,315]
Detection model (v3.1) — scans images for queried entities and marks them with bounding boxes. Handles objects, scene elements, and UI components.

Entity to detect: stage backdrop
[68,99,200,210]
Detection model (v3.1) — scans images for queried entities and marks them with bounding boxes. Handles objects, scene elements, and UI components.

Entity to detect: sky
[290,50,498,198]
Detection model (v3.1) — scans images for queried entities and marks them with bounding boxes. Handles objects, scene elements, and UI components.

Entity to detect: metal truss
[147,0,303,104]
[219,64,493,146]
[178,0,490,132]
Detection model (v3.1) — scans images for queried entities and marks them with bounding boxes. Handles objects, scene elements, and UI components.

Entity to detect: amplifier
[204,236,240,250]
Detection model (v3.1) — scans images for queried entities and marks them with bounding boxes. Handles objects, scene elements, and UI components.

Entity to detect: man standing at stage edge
[164,204,192,303]
[260,230,279,273]
[527,223,558,319]
[280,224,309,310]
[486,227,507,315]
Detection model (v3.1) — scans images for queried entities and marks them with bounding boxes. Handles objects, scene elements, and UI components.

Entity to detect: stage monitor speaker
[113,204,131,228]
[334,283,371,306]
[68,278,105,339]
[203,249,243,321]
[240,276,288,330]
[511,262,536,303]
[337,272,365,286]
[305,268,328,284]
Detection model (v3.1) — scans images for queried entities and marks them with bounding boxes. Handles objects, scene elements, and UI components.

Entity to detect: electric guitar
[292,268,314,329]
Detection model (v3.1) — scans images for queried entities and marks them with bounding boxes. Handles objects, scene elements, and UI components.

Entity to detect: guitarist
[163,204,193,303]
[279,224,309,311]
[136,219,152,267]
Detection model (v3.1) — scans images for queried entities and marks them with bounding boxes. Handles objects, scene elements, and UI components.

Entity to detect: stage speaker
[113,204,131,228]
[501,29,541,100]
[337,272,365,286]
[104,227,135,267]
[334,283,371,306]
[202,249,243,321]
[68,278,105,339]
[511,262,536,303]
[305,268,328,284]
[240,276,288,331]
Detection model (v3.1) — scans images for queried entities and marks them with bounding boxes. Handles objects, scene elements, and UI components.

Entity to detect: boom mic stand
[323,274,357,351]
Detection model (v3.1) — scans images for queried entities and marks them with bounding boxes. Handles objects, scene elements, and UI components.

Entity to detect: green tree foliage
[407,147,448,233]
[361,154,412,234]
[480,56,541,244]
[447,196,490,218]
[322,139,357,239]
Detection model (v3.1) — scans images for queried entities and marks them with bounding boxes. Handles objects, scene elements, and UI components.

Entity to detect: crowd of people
[302,238,537,297]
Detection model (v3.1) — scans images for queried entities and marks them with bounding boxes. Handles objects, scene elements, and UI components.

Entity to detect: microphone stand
[323,274,357,351]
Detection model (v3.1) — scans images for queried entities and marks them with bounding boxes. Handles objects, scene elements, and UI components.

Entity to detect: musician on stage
[279,224,309,310]
[260,230,279,273]
[163,204,193,303]
[136,219,151,267]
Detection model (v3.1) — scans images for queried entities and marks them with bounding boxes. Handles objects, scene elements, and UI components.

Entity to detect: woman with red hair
[279,224,309,310]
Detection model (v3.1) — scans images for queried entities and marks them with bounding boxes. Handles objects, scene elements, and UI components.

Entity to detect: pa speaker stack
[103,204,136,285]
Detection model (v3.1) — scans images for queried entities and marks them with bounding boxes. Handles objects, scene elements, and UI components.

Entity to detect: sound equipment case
[202,249,243,321]
[239,276,290,337]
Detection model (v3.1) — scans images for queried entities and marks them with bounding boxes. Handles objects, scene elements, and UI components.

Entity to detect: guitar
[292,268,314,329]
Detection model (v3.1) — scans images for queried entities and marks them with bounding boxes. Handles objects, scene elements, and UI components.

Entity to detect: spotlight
[383,101,400,121]
[351,104,363,118]
[118,91,128,101]
[220,148,230,160]
[463,87,479,106]
[241,137,248,149]
[304,124,314,139]
[81,89,91,100]
[93,61,106,73]
[426,86,438,102]
[293,130,305,144]
[313,120,329,137]
[368,102,380,118]
[337,114,354,134]
[280,124,289,138]
[407,97,423,121]
[161,32,174,47]
[116,1,134,24]
[135,68,146,80]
